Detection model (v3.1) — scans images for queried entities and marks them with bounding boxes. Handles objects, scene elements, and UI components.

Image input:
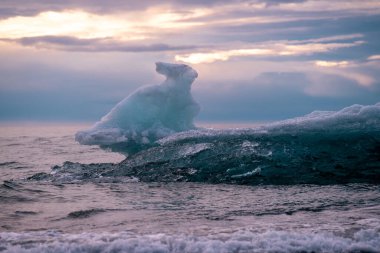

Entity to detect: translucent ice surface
[75,62,200,152]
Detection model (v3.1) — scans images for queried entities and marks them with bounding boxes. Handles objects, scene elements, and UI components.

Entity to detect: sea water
[1,122,380,253]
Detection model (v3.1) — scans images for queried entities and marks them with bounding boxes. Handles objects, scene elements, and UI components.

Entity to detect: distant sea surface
[0,122,379,253]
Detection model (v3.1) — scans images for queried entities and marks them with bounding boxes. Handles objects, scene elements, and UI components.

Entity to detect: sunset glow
[175,41,363,64]
[315,61,350,67]
[0,9,207,41]
[0,11,134,39]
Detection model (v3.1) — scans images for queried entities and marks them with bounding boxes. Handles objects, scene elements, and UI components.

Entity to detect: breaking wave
[1,228,379,253]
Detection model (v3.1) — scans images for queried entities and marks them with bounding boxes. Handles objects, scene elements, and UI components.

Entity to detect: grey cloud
[304,72,370,97]
[0,1,154,18]
[0,7,40,19]
[0,0,238,18]
[0,0,311,19]
[262,0,307,6]
[5,36,199,52]
[19,36,94,46]
[200,13,380,60]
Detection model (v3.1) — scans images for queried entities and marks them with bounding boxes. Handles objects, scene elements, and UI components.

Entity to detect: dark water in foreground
[0,123,380,252]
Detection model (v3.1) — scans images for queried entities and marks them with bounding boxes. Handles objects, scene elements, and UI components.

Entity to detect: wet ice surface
[75,62,200,152]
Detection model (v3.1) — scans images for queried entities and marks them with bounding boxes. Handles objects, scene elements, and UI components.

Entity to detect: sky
[0,0,379,122]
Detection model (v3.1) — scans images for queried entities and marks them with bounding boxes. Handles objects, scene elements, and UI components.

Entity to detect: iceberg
[75,62,200,152]
[33,101,380,185]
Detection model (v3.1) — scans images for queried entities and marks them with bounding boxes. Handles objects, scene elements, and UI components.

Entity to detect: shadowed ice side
[75,62,200,154]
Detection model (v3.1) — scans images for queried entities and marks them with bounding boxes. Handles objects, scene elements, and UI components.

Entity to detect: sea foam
[75,62,199,149]
[1,229,379,253]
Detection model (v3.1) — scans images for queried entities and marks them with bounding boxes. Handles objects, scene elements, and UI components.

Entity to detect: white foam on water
[1,228,379,253]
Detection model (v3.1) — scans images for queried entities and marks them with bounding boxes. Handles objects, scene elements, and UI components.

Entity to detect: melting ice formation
[39,62,379,184]
[75,61,380,151]
[75,62,200,152]
[36,102,380,184]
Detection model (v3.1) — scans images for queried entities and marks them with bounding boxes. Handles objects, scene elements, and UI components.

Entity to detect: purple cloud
[4,36,199,52]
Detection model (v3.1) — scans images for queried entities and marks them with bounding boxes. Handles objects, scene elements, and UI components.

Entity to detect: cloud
[263,0,307,6]
[0,1,377,55]
[313,59,376,87]
[0,8,210,52]
[368,55,380,61]
[267,0,380,14]
[1,0,378,18]
[0,0,238,19]
[304,72,377,97]
[175,37,364,64]
[4,36,199,52]
[0,9,210,41]
[301,34,363,43]
[314,61,350,68]
[0,10,139,40]
[0,1,153,18]
[175,48,273,64]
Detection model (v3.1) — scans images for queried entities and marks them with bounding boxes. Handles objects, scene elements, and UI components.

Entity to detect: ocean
[1,113,380,252]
